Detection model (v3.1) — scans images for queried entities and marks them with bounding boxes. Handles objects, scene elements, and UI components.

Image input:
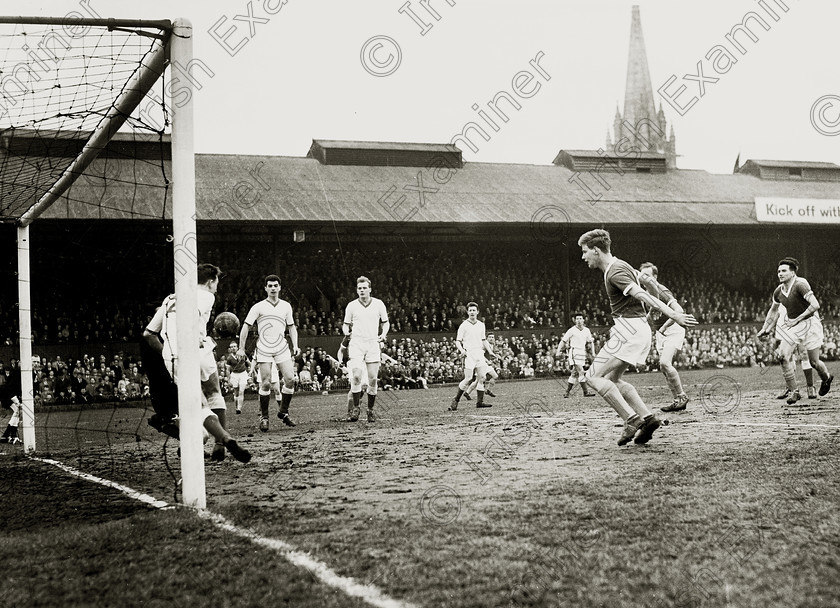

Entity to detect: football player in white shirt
[246,347,293,419]
[142,263,251,463]
[237,275,300,432]
[342,276,389,422]
[464,333,499,400]
[338,339,398,419]
[556,313,596,398]
[449,302,496,411]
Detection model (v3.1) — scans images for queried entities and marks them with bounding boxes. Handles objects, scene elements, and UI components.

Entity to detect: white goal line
[29,456,419,608]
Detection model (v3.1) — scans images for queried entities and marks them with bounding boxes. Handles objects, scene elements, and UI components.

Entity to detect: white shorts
[164,336,218,383]
[777,315,824,352]
[229,370,249,392]
[590,317,651,371]
[655,323,686,353]
[255,345,292,365]
[464,350,488,373]
[256,362,281,385]
[567,349,586,368]
[349,338,381,365]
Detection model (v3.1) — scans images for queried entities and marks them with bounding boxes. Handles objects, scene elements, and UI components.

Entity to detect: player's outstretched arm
[757,301,780,338]
[631,286,697,327]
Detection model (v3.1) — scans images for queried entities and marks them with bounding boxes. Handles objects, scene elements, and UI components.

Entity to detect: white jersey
[147,289,216,358]
[457,319,486,353]
[562,326,593,357]
[244,298,295,355]
[344,297,388,341]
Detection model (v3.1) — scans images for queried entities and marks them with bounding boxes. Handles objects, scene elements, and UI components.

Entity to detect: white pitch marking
[30,456,419,608]
[200,511,419,608]
[31,456,170,509]
[691,421,840,430]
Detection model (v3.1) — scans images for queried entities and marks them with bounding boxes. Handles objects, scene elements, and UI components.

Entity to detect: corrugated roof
[33,153,840,226]
[743,159,840,169]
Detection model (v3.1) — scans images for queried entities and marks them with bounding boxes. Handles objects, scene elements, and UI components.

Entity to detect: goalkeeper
[141,263,251,463]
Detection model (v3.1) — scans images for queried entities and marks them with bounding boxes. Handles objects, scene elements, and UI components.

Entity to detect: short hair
[467,301,479,310]
[197,263,221,285]
[229,342,237,348]
[264,274,281,285]
[578,229,611,252]
[357,275,371,287]
[778,257,799,272]
[639,262,658,277]
[572,312,585,319]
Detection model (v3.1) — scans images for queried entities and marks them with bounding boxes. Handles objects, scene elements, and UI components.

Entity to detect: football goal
[0,16,208,507]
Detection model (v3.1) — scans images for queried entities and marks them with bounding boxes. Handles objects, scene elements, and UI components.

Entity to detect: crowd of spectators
[0,353,150,408]
[1,238,839,407]
[3,241,838,345]
[5,321,837,408]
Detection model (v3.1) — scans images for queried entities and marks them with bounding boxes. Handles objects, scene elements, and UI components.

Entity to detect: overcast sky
[19,0,840,174]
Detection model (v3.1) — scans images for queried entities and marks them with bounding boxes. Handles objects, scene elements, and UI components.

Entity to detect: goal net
[0,17,208,507]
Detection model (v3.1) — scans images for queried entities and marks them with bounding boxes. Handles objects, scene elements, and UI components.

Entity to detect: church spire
[622,6,657,128]
[608,5,677,168]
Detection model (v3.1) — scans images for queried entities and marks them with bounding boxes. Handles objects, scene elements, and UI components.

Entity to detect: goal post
[1,16,206,507]
[169,18,206,509]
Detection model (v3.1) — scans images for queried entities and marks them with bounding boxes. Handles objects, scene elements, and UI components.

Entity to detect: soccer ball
[213,311,240,337]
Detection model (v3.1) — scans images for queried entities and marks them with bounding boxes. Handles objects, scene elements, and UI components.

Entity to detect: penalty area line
[29,455,419,608]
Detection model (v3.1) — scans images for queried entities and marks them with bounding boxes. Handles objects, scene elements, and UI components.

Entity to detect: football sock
[588,378,635,420]
[367,393,376,409]
[259,394,270,418]
[454,388,464,403]
[783,369,797,391]
[280,392,292,414]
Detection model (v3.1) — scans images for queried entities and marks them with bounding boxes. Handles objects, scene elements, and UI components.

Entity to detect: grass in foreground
[3,364,839,607]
